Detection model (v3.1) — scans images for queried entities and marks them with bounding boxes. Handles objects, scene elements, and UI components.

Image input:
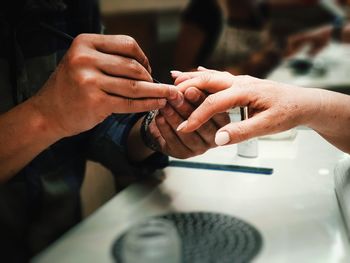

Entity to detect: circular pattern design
[112,212,263,263]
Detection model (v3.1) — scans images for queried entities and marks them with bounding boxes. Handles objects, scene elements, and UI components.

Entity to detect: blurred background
[82,0,350,217]
[100,0,350,82]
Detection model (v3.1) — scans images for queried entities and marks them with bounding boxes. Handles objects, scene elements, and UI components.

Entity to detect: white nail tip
[215,132,230,146]
[176,121,188,132]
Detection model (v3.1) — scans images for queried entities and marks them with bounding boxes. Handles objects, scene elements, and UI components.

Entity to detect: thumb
[214,113,272,146]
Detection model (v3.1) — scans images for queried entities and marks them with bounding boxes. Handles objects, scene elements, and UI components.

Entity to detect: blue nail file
[168,160,273,175]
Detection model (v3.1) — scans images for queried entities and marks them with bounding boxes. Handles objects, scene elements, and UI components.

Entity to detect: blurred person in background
[286,21,350,56]
[174,0,345,78]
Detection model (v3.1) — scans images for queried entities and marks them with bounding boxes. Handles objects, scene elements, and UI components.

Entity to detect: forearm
[305,89,350,153]
[0,99,61,182]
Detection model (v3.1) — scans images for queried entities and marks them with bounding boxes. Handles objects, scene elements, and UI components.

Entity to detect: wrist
[25,98,66,142]
[302,88,328,129]
[127,117,155,163]
[140,110,161,152]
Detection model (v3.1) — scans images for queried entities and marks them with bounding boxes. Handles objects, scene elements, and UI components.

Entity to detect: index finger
[177,87,249,132]
[81,34,152,73]
[176,72,234,94]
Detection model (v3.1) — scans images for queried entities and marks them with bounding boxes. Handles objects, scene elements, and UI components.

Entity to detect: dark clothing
[182,0,223,65]
[0,1,167,261]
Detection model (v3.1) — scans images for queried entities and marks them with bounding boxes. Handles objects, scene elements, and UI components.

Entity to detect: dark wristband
[140,110,160,152]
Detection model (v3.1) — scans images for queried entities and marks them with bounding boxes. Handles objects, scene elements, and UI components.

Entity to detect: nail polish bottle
[237,107,258,158]
[238,138,258,158]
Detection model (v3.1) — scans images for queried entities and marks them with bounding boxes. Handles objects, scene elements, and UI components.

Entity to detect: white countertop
[268,43,350,90]
[33,129,349,263]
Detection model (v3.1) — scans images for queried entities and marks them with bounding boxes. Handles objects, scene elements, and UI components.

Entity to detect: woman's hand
[174,69,319,146]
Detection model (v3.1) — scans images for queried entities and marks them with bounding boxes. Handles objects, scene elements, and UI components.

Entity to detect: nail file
[168,160,273,175]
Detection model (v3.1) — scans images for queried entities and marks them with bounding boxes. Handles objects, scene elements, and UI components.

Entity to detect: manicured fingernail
[170,70,182,78]
[197,66,207,71]
[170,92,184,107]
[176,120,188,132]
[168,86,179,99]
[185,89,199,102]
[215,131,230,146]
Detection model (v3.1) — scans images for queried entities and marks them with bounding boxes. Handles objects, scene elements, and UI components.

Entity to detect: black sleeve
[86,114,169,190]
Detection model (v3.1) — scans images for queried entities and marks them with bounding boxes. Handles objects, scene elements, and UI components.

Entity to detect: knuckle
[68,52,95,68]
[204,94,217,107]
[76,72,98,87]
[72,34,95,47]
[125,98,135,110]
[238,75,251,82]
[159,84,171,97]
[126,79,139,95]
[234,124,248,142]
[199,73,212,84]
[121,35,137,50]
[127,58,143,75]
[73,33,88,45]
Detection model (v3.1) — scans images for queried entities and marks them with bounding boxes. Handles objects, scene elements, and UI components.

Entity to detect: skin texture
[0,34,229,182]
[0,34,180,182]
[148,87,230,159]
[174,68,350,154]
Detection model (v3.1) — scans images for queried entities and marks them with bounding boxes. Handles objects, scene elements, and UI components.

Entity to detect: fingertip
[176,120,188,132]
[167,85,179,100]
[174,75,190,86]
[170,70,182,78]
[176,118,200,133]
[168,91,184,107]
[215,131,231,146]
[197,66,207,71]
[184,87,199,102]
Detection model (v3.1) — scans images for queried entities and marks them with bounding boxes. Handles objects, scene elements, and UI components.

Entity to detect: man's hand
[146,86,230,159]
[30,34,179,139]
[285,26,332,57]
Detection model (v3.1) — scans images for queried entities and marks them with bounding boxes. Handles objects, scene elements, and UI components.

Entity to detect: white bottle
[238,138,258,158]
[237,107,258,158]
